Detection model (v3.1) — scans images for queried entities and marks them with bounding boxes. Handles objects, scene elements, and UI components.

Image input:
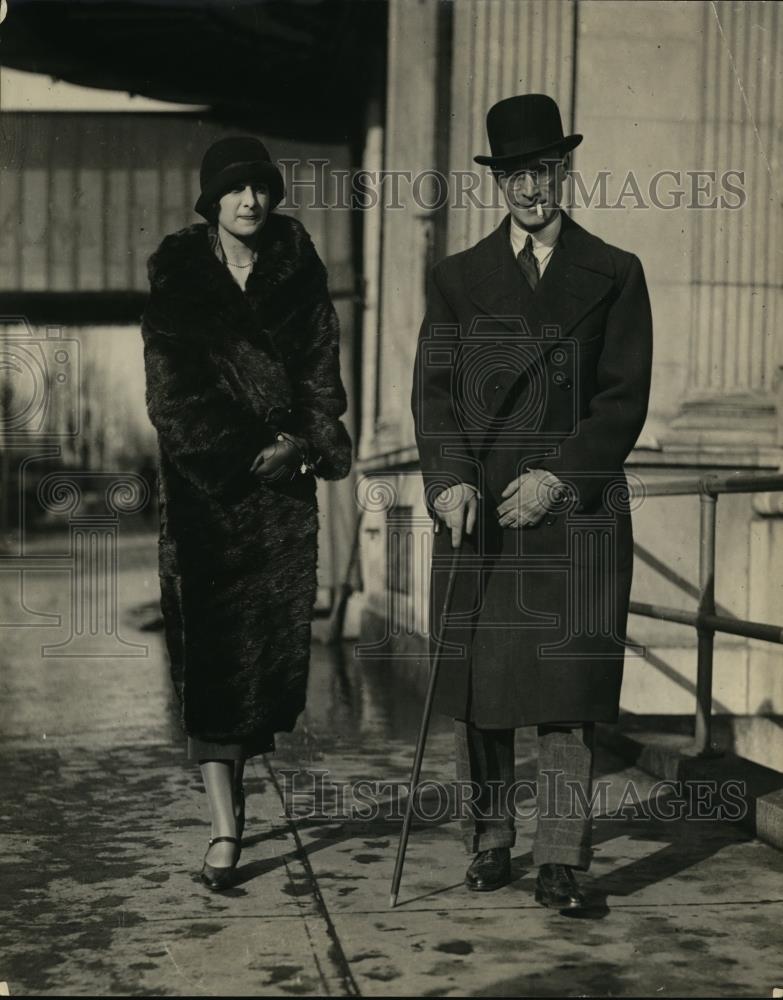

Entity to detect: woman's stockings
[233,757,245,802]
[200,759,238,867]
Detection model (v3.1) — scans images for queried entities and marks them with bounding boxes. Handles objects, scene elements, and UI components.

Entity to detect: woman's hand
[250,435,304,480]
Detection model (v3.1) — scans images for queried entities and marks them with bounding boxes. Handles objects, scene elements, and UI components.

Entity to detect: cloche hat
[194,136,285,220]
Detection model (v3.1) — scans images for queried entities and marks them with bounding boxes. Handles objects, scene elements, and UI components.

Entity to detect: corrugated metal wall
[0,113,354,294]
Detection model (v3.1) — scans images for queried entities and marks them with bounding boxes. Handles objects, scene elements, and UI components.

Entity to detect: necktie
[517,234,540,291]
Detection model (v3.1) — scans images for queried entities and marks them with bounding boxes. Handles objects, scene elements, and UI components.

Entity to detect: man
[410,94,653,910]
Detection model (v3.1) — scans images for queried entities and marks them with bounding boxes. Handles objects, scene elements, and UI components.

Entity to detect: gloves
[250,433,309,481]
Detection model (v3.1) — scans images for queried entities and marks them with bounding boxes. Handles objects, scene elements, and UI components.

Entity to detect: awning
[0,0,387,141]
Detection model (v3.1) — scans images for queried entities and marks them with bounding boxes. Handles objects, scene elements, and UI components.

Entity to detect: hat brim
[194,160,285,219]
[474,133,583,167]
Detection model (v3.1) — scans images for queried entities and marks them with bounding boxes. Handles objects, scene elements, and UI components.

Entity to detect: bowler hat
[194,136,285,220]
[474,94,582,168]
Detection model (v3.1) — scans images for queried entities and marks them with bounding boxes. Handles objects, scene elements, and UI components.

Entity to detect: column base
[659,395,780,468]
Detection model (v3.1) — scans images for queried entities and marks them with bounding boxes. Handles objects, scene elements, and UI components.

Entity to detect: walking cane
[389,533,463,908]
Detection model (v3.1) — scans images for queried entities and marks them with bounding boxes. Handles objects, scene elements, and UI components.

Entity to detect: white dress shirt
[509,209,562,277]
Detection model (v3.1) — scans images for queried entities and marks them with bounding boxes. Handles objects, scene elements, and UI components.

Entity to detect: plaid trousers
[454,719,596,870]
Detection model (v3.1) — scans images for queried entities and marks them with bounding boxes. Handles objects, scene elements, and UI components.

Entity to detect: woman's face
[216,180,270,239]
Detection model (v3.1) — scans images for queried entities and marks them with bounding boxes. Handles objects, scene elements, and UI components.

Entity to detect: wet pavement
[2,530,783,996]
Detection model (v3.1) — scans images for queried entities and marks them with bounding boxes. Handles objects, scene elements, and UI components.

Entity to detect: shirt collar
[509,209,562,257]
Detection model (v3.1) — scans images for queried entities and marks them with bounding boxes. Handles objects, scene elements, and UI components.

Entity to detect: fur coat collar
[145,213,325,356]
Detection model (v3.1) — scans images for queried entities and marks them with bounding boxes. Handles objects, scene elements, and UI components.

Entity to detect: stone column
[368,0,443,458]
[660,0,782,465]
[447,0,576,253]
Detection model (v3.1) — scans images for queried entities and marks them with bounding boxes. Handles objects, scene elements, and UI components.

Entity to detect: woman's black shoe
[200,836,241,891]
[535,863,586,910]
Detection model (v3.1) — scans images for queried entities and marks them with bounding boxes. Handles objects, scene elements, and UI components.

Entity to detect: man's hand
[433,482,478,548]
[497,469,566,528]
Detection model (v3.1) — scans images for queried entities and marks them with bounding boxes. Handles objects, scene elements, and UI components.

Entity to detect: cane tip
[389,893,397,909]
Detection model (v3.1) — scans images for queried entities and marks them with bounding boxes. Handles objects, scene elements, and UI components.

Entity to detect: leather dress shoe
[535,863,587,910]
[465,848,511,891]
[200,836,241,891]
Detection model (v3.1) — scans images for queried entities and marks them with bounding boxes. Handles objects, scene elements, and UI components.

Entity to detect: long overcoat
[141,213,352,747]
[411,212,653,728]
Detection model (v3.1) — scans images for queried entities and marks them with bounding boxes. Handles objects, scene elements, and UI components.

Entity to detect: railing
[628,472,783,757]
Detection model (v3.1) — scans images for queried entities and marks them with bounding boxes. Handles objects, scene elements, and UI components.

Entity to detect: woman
[141,136,352,890]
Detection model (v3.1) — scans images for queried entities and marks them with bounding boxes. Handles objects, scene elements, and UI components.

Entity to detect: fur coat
[141,213,352,747]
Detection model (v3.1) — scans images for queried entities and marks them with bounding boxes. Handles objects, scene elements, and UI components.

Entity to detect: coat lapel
[526,215,616,342]
[464,215,529,330]
[467,212,617,428]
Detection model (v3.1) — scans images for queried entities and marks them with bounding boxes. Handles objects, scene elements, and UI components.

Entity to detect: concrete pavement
[1,530,783,996]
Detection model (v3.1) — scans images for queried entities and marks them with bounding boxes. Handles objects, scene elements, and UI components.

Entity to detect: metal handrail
[629,472,783,498]
[627,471,783,757]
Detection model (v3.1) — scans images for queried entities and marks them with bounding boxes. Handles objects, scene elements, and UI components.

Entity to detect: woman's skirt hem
[186,732,276,761]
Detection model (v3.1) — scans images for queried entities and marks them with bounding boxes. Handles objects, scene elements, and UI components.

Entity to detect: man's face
[217,179,270,239]
[496,155,569,230]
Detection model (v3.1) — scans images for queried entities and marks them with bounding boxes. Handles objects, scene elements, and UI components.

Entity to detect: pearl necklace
[219,237,257,269]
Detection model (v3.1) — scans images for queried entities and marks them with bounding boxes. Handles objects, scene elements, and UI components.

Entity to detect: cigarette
[536,203,544,219]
